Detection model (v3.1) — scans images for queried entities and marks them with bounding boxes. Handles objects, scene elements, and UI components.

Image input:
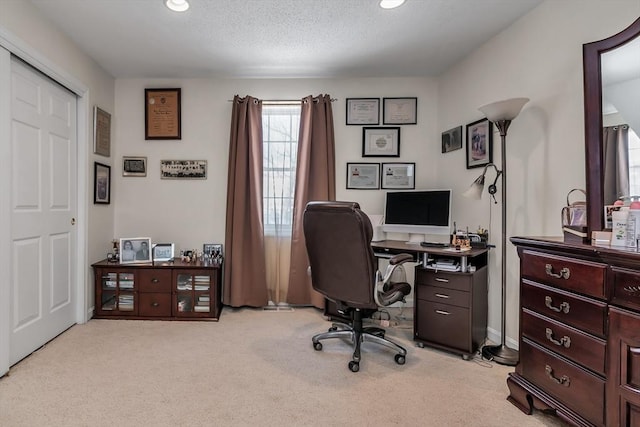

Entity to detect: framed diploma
[346,163,380,190]
[383,97,417,125]
[145,88,181,140]
[381,163,415,190]
[346,98,379,125]
[93,106,111,157]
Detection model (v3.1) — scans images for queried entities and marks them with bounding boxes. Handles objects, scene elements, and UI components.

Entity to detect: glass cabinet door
[100,271,136,313]
[175,272,211,316]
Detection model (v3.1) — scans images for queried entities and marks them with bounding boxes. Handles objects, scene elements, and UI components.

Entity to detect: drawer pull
[434,293,450,299]
[545,264,571,280]
[151,302,159,307]
[623,285,640,294]
[545,328,571,348]
[435,310,450,315]
[545,296,570,314]
[545,364,570,387]
[435,277,449,283]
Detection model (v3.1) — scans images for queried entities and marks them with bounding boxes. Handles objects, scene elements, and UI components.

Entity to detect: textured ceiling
[29,0,543,79]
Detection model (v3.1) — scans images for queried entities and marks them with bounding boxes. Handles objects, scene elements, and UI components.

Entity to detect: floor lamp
[464,97,529,366]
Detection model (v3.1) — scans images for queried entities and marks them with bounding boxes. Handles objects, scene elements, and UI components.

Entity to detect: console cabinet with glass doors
[92,259,222,320]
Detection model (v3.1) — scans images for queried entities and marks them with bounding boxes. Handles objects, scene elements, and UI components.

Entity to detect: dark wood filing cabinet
[92,259,222,320]
[509,237,640,427]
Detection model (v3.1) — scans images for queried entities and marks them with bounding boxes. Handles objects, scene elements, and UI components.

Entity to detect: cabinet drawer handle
[151,278,159,283]
[545,328,571,348]
[623,285,640,295]
[545,264,570,280]
[435,310,450,315]
[151,302,159,307]
[434,293,450,299]
[545,296,570,314]
[435,277,449,283]
[545,364,570,387]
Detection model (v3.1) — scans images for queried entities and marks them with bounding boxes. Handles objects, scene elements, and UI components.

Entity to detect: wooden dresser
[509,237,640,426]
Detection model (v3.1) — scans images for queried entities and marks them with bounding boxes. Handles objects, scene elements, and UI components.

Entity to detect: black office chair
[303,201,413,372]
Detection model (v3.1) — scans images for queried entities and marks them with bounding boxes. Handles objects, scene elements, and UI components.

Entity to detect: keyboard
[420,241,449,248]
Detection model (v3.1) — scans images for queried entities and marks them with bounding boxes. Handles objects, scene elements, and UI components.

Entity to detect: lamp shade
[463,175,485,200]
[478,97,529,121]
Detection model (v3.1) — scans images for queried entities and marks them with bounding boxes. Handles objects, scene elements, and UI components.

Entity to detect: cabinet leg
[507,374,533,415]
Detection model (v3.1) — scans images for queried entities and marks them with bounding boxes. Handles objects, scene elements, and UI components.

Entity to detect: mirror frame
[583,17,640,238]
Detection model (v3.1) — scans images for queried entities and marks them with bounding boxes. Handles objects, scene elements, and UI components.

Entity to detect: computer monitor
[382,189,452,242]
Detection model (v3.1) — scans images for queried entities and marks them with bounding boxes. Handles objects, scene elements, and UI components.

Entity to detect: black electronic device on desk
[420,241,448,248]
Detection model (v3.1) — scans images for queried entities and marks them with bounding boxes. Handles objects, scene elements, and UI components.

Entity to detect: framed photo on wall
[122,156,147,177]
[441,126,463,153]
[383,97,417,125]
[160,160,207,179]
[466,118,493,169]
[362,127,400,157]
[346,98,380,125]
[381,163,415,189]
[346,163,380,189]
[93,162,111,204]
[145,88,181,140]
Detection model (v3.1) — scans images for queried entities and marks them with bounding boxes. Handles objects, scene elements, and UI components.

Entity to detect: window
[262,104,300,235]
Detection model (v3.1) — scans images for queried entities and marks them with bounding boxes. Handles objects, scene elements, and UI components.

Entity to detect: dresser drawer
[612,266,640,312]
[521,250,606,299]
[521,280,607,337]
[416,284,469,308]
[138,269,172,293]
[416,269,472,292]
[415,300,470,352]
[520,339,605,426]
[521,308,606,375]
[138,292,172,317]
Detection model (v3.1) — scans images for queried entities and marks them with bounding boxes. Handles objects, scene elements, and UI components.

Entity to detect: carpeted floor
[0,307,566,426]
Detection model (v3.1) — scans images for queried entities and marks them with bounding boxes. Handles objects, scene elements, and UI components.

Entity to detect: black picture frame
[381,162,416,189]
[466,118,493,169]
[145,88,181,140]
[441,126,463,153]
[362,127,400,157]
[93,162,111,204]
[122,156,147,177]
[345,98,380,125]
[346,163,380,190]
[383,97,417,125]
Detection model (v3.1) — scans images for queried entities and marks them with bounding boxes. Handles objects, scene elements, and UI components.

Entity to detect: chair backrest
[303,201,377,310]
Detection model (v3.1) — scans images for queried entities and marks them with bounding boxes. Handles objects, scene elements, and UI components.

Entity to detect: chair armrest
[389,253,413,265]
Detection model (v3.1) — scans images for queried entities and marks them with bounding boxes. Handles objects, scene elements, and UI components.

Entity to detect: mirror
[583,17,640,237]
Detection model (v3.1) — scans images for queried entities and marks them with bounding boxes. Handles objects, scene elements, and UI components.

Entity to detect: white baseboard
[486,326,519,350]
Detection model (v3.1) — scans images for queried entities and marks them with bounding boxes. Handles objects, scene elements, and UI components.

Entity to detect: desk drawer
[415,300,470,352]
[138,269,172,293]
[520,339,605,426]
[416,269,472,292]
[612,267,640,312]
[416,284,470,308]
[521,309,606,375]
[138,292,172,317]
[521,280,607,337]
[521,250,606,299]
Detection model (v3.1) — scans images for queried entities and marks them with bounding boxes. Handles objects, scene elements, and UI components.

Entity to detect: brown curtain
[223,95,269,307]
[286,94,336,307]
[603,125,630,204]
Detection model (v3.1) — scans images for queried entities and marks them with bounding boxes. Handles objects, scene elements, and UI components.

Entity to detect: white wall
[438,0,640,345]
[113,77,438,250]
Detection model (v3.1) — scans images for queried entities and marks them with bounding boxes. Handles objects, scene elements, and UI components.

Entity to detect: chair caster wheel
[395,354,406,365]
[328,326,337,332]
[415,342,424,348]
[348,361,360,372]
[462,354,470,361]
[313,342,323,351]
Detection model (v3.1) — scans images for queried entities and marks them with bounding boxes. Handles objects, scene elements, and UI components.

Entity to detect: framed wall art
[145,88,181,140]
[383,97,417,125]
[122,156,147,177]
[346,163,380,190]
[93,162,111,204]
[441,126,463,153]
[466,118,493,169]
[160,160,207,179]
[381,163,415,189]
[119,237,152,264]
[362,127,400,157]
[93,106,111,157]
[346,98,380,125]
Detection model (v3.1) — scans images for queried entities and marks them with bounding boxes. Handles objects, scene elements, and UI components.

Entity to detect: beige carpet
[0,307,566,426]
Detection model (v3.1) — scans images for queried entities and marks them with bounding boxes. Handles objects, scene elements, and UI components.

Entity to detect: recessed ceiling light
[379,0,406,9]
[165,0,189,12]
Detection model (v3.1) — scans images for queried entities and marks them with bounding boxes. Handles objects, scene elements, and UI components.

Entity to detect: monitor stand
[406,233,425,244]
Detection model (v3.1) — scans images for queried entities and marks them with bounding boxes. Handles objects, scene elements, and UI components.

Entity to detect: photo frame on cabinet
[203,243,223,257]
[346,163,380,189]
[442,126,463,153]
[119,237,152,264]
[381,163,415,189]
[152,243,175,262]
[383,97,417,125]
[346,98,380,125]
[122,156,147,177]
[466,118,493,169]
[362,127,400,157]
[145,88,181,140]
[93,162,111,204]
[93,106,111,157]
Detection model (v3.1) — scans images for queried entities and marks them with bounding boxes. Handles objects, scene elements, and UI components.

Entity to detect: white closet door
[9,57,77,365]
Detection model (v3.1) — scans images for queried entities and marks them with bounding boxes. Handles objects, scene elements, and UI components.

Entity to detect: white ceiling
[29,0,543,79]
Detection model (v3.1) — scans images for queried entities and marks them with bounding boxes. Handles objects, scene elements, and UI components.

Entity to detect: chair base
[312,311,407,372]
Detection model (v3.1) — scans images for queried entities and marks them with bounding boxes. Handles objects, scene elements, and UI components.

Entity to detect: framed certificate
[346,163,380,189]
[145,88,181,140]
[362,127,400,157]
[383,97,417,125]
[346,98,380,125]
